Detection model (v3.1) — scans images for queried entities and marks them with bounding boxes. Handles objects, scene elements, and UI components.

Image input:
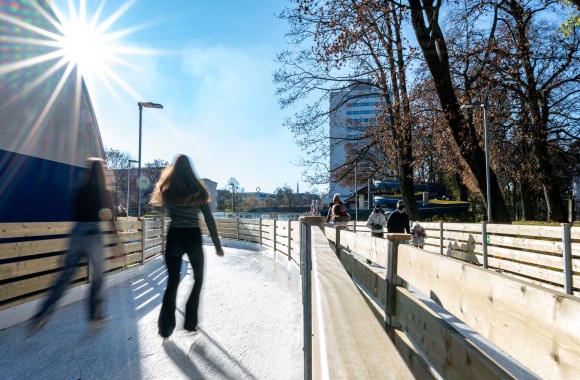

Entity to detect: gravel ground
[0,241,304,380]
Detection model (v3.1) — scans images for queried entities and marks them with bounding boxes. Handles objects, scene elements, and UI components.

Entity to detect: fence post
[141,219,147,265]
[259,218,262,246]
[288,219,292,261]
[273,219,277,253]
[563,223,573,294]
[299,216,324,380]
[335,226,341,257]
[236,216,240,241]
[161,217,166,256]
[385,232,411,329]
[482,221,489,269]
[439,221,444,255]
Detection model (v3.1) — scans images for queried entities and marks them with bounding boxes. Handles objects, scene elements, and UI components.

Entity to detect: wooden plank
[476,245,569,272]
[486,224,562,239]
[446,249,482,265]
[338,230,390,267]
[112,220,142,231]
[488,235,563,255]
[145,237,162,249]
[396,246,580,380]
[310,227,413,379]
[397,287,515,379]
[145,220,163,229]
[0,268,87,303]
[570,227,580,240]
[145,229,162,240]
[0,222,73,239]
[0,281,86,312]
[145,246,162,259]
[104,242,141,258]
[0,238,68,260]
[486,256,580,287]
[443,230,480,244]
[443,223,483,233]
[392,330,437,380]
[0,255,70,280]
[104,231,141,245]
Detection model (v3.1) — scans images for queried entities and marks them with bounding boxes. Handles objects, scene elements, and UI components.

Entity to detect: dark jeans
[158,227,204,336]
[35,222,105,322]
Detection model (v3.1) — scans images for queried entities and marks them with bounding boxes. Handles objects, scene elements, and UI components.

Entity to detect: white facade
[329,84,383,198]
[574,176,580,219]
[200,178,218,211]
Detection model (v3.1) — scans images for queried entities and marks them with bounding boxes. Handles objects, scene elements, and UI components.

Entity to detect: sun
[58,19,108,78]
[50,0,141,86]
[0,0,157,120]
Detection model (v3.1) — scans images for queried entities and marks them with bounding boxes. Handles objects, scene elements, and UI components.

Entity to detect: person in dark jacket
[30,158,113,331]
[150,154,224,337]
[387,200,411,233]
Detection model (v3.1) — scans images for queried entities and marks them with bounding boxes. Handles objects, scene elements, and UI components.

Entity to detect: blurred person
[387,200,410,234]
[30,158,113,330]
[326,193,350,230]
[150,154,224,338]
[411,221,427,248]
[117,204,127,217]
[366,206,387,238]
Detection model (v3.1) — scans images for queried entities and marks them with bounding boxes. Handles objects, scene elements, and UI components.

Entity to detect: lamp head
[138,102,164,109]
[460,101,488,110]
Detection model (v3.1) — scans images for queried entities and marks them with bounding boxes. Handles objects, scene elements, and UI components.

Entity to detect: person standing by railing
[150,154,224,338]
[366,206,387,238]
[30,158,113,331]
[387,200,410,234]
[327,193,350,230]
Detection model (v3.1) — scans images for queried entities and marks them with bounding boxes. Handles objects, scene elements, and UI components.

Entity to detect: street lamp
[127,159,138,218]
[137,101,163,219]
[461,101,491,222]
[354,160,358,232]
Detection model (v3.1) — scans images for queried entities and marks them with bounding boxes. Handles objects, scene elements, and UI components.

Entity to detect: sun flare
[0,0,166,136]
[58,20,108,77]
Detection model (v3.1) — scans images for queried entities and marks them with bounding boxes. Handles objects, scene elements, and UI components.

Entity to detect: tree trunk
[519,181,536,220]
[508,0,567,222]
[407,0,511,223]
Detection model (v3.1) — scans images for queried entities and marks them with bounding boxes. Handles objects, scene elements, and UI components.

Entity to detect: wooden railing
[0,219,165,311]
[328,228,580,379]
[417,222,579,295]
[5,216,578,378]
[201,218,302,266]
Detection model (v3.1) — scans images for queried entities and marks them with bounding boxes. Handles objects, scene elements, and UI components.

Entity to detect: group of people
[30,154,223,339]
[326,193,426,248]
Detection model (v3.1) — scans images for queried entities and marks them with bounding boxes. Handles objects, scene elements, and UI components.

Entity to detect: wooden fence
[4,216,578,378]
[200,217,301,266]
[417,222,579,295]
[327,227,580,379]
[0,219,165,311]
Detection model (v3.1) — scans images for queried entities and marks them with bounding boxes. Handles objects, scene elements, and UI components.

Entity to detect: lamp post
[127,159,138,218]
[231,182,235,214]
[137,101,163,220]
[354,161,358,232]
[461,101,492,222]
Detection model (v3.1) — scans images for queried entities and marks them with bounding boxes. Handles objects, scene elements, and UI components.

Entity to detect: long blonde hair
[149,155,210,206]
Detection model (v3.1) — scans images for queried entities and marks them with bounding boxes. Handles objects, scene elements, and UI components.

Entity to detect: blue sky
[51,0,318,194]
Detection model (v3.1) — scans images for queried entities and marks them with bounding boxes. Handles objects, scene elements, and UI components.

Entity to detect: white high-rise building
[328,83,383,199]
